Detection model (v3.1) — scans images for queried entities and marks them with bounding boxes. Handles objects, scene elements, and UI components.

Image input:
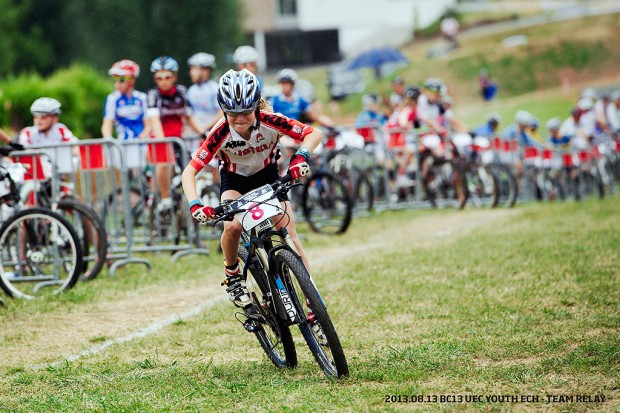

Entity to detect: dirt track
[0,208,518,369]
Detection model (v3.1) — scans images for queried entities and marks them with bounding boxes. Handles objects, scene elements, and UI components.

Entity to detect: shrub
[0,63,110,138]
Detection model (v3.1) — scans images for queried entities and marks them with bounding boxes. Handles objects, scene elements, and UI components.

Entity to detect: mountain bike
[210,174,349,378]
[0,156,83,299]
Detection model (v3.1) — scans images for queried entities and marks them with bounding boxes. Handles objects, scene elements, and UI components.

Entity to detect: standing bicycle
[181,69,347,376]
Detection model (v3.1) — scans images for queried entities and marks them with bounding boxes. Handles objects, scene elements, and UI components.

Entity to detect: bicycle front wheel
[276,250,349,378]
[0,208,83,299]
[301,172,353,235]
[238,245,297,369]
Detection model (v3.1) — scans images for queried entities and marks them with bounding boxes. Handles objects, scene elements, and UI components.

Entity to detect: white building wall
[295,0,456,57]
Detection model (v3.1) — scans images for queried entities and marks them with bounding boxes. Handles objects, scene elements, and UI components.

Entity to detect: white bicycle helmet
[150,56,179,73]
[277,68,298,84]
[30,97,62,116]
[232,45,259,65]
[515,110,533,125]
[187,52,216,69]
[217,69,261,113]
[424,77,444,93]
[545,117,562,130]
[577,97,593,111]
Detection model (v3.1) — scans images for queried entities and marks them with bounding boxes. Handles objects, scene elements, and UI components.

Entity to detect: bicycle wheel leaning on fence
[0,207,83,299]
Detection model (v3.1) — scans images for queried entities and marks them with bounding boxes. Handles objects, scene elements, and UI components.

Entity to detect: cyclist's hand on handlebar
[288,154,310,180]
[190,202,216,224]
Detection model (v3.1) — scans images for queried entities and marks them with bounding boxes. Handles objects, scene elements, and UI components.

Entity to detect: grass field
[1,196,618,412]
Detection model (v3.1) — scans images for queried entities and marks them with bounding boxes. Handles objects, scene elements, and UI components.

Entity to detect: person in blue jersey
[269,68,334,168]
[187,52,223,133]
[355,93,387,129]
[101,59,149,141]
[472,113,501,138]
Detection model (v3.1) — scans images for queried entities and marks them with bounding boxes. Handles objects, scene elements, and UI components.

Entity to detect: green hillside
[292,12,620,131]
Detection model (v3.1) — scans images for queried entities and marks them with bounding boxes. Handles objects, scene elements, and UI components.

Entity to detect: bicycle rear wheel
[0,208,83,299]
[56,199,108,281]
[301,172,353,235]
[275,250,349,378]
[238,245,297,369]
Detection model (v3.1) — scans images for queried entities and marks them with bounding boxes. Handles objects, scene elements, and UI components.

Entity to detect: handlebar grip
[278,173,293,185]
[213,205,224,215]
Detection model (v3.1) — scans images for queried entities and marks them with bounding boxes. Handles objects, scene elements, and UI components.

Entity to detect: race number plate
[231,185,282,231]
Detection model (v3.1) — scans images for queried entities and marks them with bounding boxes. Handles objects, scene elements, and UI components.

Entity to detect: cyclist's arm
[182,164,200,203]
[417,114,447,134]
[184,113,204,135]
[101,119,114,138]
[147,116,165,138]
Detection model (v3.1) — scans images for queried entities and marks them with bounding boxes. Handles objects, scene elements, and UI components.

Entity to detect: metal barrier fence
[15,137,215,276]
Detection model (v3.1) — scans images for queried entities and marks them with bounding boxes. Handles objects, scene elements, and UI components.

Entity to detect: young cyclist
[101,59,149,170]
[18,97,79,177]
[186,52,223,133]
[232,45,263,88]
[181,69,323,308]
[146,55,204,208]
[101,59,149,141]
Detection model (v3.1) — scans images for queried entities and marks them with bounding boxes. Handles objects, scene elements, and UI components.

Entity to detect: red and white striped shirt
[190,111,314,176]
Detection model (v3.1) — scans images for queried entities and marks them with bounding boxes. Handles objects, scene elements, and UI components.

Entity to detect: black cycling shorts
[220,163,289,202]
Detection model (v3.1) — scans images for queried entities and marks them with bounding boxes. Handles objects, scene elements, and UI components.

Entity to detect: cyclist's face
[279,81,294,96]
[154,71,177,91]
[236,62,257,74]
[226,110,256,135]
[189,66,211,84]
[33,114,56,133]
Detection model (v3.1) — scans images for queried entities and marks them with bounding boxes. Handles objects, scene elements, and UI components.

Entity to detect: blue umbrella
[345,47,409,77]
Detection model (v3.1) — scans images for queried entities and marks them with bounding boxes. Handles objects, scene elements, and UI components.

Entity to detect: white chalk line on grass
[39,295,227,369]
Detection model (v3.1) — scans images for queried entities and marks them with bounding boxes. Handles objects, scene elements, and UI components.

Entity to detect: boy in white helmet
[18,97,79,177]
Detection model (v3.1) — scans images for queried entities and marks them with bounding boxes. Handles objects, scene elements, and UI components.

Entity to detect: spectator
[187,52,223,133]
[440,15,460,49]
[479,69,498,102]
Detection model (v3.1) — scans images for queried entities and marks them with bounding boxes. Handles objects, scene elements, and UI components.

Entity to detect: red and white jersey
[18,123,78,175]
[18,123,78,146]
[190,111,314,176]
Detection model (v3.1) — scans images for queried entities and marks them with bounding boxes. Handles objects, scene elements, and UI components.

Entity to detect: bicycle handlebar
[210,173,296,226]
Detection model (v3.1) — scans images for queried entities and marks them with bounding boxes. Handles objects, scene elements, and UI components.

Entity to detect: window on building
[278,0,297,16]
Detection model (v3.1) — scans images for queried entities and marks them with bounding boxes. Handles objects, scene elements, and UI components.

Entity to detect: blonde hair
[258,97,272,112]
